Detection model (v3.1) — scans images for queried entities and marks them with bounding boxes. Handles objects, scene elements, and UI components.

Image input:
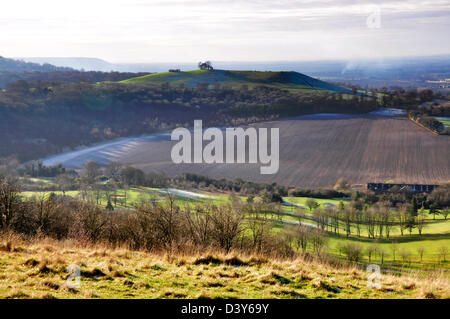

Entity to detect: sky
[1,0,450,63]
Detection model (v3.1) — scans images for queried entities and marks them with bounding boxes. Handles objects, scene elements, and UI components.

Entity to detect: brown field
[45,114,450,188]
[97,114,448,188]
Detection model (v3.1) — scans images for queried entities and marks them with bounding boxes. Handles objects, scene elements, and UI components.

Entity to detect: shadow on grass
[327,231,450,244]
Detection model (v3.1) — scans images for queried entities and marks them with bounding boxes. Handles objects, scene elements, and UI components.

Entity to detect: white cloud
[1,0,449,62]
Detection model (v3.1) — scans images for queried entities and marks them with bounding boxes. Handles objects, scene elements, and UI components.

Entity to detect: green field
[436,117,450,129]
[119,69,352,93]
[20,183,450,270]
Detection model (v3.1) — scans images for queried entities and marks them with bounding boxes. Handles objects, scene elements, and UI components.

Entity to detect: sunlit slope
[120,69,351,93]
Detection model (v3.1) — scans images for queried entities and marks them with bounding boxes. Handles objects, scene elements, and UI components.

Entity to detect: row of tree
[337,242,448,264]
[294,195,448,239]
[409,110,448,134]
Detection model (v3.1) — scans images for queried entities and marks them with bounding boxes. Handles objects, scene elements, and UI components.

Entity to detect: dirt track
[44,114,450,188]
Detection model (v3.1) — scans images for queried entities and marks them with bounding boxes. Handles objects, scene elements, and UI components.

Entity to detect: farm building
[367,183,439,193]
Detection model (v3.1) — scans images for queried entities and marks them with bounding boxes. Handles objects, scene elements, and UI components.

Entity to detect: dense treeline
[221,89,379,118]
[408,105,450,135]
[0,80,382,161]
[379,88,444,108]
[172,172,290,196]
[288,188,346,199]
[0,71,150,89]
[331,84,442,108]
[21,161,66,178]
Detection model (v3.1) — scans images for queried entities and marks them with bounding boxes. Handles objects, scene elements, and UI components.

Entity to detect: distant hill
[18,57,115,72]
[19,57,172,72]
[120,69,351,93]
[0,56,72,72]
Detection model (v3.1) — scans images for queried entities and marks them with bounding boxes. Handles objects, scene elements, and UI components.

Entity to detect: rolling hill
[120,69,351,93]
[0,56,72,72]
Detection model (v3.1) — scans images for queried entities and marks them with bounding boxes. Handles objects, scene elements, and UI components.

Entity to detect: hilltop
[120,69,351,93]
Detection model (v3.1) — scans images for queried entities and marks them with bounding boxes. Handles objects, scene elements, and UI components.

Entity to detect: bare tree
[105,161,122,180]
[210,205,244,253]
[364,208,376,239]
[439,246,448,262]
[294,225,311,253]
[82,161,101,184]
[391,241,398,262]
[366,245,377,262]
[0,156,19,178]
[245,203,273,252]
[399,248,411,266]
[330,207,341,235]
[378,246,386,264]
[416,208,427,236]
[0,178,21,229]
[310,228,328,255]
[184,205,213,247]
[343,207,353,237]
[33,192,60,235]
[56,173,75,196]
[417,246,425,262]
[397,207,408,236]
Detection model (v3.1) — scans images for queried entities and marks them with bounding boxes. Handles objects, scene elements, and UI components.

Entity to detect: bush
[342,243,363,262]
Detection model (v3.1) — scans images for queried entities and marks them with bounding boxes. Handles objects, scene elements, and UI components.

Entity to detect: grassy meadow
[119,69,350,93]
[0,237,448,299]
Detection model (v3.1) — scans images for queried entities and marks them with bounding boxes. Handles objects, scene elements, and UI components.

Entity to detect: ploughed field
[44,113,450,188]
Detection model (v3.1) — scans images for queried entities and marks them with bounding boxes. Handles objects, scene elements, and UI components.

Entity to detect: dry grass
[0,236,448,299]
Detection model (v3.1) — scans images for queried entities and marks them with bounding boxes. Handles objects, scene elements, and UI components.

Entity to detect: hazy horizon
[2,0,450,63]
[13,53,450,65]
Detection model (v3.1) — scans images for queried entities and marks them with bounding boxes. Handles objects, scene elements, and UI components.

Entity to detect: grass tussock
[0,237,449,299]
